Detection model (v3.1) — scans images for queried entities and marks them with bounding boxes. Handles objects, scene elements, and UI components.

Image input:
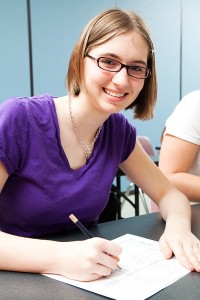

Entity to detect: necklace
[68,95,102,160]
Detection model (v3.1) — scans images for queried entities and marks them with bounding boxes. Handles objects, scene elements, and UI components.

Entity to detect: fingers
[78,238,122,279]
[82,261,117,282]
[192,243,200,272]
[93,260,113,277]
[179,240,200,272]
[100,238,122,258]
[159,235,173,259]
[100,239,122,269]
[159,233,200,272]
[171,241,195,271]
[63,239,120,281]
[91,238,122,270]
[99,251,120,270]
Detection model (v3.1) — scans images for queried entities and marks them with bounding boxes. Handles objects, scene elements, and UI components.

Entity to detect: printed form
[44,234,190,300]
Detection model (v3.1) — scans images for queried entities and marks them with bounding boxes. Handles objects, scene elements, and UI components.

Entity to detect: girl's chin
[101,103,124,114]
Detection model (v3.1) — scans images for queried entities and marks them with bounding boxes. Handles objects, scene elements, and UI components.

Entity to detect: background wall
[182,0,200,96]
[0,0,199,189]
[0,0,30,99]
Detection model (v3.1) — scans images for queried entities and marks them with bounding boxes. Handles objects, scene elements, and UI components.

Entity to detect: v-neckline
[49,96,104,177]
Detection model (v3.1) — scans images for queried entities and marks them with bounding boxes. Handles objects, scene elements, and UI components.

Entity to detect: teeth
[105,89,125,98]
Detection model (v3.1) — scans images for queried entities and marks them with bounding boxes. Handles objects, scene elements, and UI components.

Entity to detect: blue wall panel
[30,0,116,96]
[0,0,30,102]
[182,0,200,97]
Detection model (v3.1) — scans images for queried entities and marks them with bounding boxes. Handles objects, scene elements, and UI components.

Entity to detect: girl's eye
[101,58,116,66]
[130,65,143,72]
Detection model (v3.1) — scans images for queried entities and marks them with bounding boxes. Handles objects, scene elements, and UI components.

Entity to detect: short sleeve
[120,117,136,162]
[0,97,28,174]
[109,113,136,163]
[165,91,200,145]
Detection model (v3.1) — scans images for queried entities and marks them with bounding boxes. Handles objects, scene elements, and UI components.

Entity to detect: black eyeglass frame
[86,54,151,79]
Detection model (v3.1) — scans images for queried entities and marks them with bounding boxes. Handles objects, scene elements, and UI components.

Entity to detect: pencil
[69,214,121,269]
[69,214,94,238]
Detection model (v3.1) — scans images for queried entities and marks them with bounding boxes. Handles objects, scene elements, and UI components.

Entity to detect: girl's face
[83,31,149,114]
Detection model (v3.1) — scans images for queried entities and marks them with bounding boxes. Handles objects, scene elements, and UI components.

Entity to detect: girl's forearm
[158,188,192,229]
[0,231,60,274]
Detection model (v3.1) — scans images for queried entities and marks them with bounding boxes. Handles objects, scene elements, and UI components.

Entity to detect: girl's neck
[68,94,109,140]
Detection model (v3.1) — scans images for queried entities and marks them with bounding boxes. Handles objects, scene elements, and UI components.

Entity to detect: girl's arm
[159,134,200,201]
[120,139,200,272]
[0,231,121,281]
[0,161,121,281]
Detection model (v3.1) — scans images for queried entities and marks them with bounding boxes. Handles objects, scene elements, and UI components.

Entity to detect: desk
[1,204,200,299]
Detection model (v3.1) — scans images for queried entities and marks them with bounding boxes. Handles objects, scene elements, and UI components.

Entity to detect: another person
[159,90,200,201]
[0,9,200,282]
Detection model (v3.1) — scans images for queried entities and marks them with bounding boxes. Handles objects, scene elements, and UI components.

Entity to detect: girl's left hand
[159,228,200,272]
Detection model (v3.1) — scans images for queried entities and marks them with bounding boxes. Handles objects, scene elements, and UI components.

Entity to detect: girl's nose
[111,67,130,86]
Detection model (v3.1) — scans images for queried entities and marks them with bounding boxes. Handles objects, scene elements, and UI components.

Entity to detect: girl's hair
[66,8,157,120]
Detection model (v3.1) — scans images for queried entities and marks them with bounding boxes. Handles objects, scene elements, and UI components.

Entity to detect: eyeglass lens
[98,57,149,79]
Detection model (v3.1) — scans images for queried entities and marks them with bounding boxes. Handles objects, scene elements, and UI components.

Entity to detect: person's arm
[159,134,200,201]
[0,231,122,281]
[120,139,200,272]
[0,162,121,281]
[0,161,8,192]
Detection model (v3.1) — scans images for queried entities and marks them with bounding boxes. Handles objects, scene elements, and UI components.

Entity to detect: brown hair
[66,8,157,120]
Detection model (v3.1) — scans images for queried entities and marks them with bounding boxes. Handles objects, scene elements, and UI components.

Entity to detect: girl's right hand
[53,237,122,281]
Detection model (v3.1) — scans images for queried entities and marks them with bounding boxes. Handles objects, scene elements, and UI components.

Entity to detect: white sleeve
[165,90,200,145]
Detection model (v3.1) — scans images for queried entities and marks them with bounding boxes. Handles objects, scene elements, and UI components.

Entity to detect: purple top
[0,94,136,237]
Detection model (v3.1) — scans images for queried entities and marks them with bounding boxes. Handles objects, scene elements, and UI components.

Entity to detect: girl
[0,8,200,282]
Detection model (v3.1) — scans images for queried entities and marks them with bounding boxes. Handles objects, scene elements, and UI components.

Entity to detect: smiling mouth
[104,88,126,98]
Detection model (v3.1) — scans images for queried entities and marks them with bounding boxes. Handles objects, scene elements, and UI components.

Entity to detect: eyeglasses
[86,54,151,79]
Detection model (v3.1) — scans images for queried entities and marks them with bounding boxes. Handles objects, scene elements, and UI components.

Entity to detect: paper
[44,234,190,300]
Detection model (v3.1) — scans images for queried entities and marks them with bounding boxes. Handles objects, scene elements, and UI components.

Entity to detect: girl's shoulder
[0,94,54,114]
